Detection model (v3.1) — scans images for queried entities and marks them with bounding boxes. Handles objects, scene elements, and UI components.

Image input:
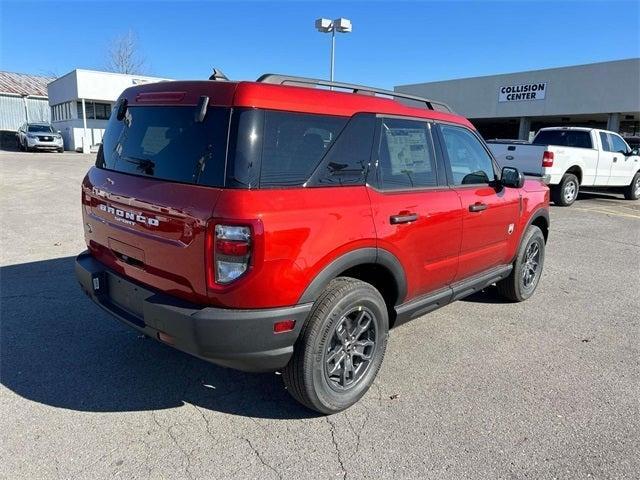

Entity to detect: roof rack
[256,73,453,113]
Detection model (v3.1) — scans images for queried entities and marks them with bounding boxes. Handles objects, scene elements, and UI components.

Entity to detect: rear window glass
[533,130,592,149]
[97,106,230,187]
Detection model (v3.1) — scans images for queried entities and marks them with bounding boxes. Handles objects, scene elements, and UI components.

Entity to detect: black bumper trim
[75,251,312,372]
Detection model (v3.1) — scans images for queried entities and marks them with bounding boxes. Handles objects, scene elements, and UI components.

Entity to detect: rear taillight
[542,151,554,167]
[206,224,252,286]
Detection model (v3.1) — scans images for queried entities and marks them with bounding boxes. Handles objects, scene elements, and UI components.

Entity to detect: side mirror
[628,148,639,156]
[57,130,62,134]
[501,166,524,188]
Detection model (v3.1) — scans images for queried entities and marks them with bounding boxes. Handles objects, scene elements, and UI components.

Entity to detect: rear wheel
[552,173,579,206]
[496,225,545,302]
[623,171,640,200]
[283,277,388,414]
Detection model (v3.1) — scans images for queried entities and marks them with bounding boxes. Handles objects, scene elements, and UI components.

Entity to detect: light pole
[315,17,352,82]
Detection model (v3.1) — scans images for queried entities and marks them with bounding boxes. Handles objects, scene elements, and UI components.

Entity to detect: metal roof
[0,71,55,97]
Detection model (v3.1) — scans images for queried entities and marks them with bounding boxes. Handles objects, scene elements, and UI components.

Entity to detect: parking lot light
[315,17,352,82]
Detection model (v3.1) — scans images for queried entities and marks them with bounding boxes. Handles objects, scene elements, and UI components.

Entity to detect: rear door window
[533,130,593,149]
[376,118,438,190]
[97,106,230,187]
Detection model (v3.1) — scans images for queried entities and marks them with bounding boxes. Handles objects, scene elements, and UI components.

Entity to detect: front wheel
[496,225,545,302]
[552,173,579,206]
[623,171,640,200]
[283,277,389,414]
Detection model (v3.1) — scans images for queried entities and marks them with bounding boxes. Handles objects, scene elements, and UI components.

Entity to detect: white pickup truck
[488,127,640,206]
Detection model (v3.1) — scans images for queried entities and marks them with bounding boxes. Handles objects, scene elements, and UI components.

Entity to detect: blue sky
[1,0,638,89]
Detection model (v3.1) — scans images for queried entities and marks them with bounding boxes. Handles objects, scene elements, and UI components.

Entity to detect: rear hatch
[82,83,235,304]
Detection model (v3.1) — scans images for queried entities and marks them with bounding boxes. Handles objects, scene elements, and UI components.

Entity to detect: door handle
[613,157,617,162]
[390,213,418,224]
[469,202,488,212]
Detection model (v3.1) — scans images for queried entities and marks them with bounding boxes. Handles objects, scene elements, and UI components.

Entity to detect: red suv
[75,74,549,414]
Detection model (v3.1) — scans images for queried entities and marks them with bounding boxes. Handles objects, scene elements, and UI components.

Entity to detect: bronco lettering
[98,203,160,226]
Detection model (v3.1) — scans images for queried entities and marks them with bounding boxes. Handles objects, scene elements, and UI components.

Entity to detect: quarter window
[310,114,375,186]
[440,124,495,185]
[377,118,438,190]
[258,111,347,187]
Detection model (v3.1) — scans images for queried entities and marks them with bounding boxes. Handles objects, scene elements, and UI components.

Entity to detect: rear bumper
[75,251,311,372]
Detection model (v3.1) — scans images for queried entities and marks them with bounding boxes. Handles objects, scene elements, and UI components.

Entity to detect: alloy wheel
[324,307,377,390]
[522,241,540,289]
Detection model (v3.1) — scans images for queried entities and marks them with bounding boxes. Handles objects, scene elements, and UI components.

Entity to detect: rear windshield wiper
[123,156,155,175]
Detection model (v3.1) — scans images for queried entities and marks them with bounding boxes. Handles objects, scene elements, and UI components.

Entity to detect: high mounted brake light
[542,151,554,167]
[206,224,252,286]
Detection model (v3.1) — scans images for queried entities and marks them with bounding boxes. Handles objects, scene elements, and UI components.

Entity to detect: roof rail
[256,73,453,113]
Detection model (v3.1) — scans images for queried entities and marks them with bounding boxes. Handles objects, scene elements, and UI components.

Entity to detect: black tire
[496,225,545,302]
[552,173,579,206]
[57,148,64,153]
[623,171,640,200]
[283,277,389,414]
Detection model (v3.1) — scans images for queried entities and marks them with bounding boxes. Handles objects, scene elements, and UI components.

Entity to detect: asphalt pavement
[1,152,639,479]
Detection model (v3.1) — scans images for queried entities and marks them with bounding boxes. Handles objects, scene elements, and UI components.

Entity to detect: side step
[394,264,513,327]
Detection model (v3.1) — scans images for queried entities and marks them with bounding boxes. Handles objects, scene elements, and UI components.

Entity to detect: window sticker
[384,127,431,175]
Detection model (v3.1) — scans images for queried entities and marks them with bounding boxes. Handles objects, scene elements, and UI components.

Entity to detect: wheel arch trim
[524,207,550,242]
[298,248,407,305]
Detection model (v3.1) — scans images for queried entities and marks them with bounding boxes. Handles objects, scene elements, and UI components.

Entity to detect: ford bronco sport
[75,74,550,414]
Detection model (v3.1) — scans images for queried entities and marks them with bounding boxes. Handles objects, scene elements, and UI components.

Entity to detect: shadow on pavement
[575,190,626,202]
[459,286,513,304]
[0,256,316,419]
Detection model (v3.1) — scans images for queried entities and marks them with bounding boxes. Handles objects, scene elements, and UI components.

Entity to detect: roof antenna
[209,68,229,81]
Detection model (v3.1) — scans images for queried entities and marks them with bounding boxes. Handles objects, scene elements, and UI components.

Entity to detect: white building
[0,71,53,131]
[47,69,172,151]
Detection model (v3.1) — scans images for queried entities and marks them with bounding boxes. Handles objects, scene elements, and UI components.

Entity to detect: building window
[77,101,112,120]
[51,101,74,121]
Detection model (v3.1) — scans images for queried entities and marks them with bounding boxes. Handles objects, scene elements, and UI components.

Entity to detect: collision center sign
[499,82,547,102]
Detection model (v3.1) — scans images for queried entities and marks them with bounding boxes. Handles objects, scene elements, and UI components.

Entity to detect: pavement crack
[243,437,283,480]
[151,411,195,480]
[190,403,217,443]
[325,416,348,480]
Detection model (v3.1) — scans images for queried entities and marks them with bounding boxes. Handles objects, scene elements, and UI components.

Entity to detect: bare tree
[105,30,147,75]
